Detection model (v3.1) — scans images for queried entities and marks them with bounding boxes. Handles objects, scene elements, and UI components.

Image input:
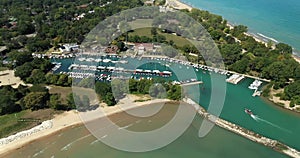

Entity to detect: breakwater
[183,98,300,158]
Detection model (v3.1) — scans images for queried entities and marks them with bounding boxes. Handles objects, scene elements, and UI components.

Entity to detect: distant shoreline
[170,0,300,59]
[165,0,193,11]
[168,0,300,113]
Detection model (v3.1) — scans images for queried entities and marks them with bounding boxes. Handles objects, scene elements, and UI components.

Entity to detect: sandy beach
[166,0,193,11]
[293,55,300,64]
[0,95,170,156]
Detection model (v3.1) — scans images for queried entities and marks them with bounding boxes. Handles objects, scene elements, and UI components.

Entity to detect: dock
[252,90,262,97]
[226,74,245,84]
[181,81,203,86]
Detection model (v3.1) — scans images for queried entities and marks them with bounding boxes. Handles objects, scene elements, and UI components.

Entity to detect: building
[51,43,79,55]
[134,43,154,55]
[60,44,79,52]
[144,0,154,6]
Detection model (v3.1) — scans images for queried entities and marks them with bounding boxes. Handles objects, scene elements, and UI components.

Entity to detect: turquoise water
[51,56,300,151]
[183,0,300,55]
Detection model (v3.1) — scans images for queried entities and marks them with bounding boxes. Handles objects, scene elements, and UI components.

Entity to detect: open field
[128,28,192,47]
[0,70,24,88]
[49,86,72,104]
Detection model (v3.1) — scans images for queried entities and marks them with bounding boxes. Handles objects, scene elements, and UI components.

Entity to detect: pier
[181,81,203,86]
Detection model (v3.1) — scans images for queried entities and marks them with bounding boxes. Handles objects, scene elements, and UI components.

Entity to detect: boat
[244,108,253,115]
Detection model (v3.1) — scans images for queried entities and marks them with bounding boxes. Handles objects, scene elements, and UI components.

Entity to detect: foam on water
[250,115,291,133]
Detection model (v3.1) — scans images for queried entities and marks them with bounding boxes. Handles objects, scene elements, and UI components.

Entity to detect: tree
[149,83,166,99]
[26,69,46,84]
[167,85,182,100]
[229,58,249,73]
[66,93,76,110]
[17,21,35,35]
[111,79,127,100]
[151,27,157,36]
[220,44,242,65]
[162,46,178,58]
[103,92,116,106]
[57,74,69,86]
[95,82,112,97]
[0,95,21,115]
[46,73,59,84]
[231,25,248,37]
[276,43,292,54]
[8,51,33,66]
[262,62,290,81]
[23,92,49,110]
[284,81,300,100]
[49,94,62,110]
[15,62,34,80]
[129,79,138,93]
[116,41,126,51]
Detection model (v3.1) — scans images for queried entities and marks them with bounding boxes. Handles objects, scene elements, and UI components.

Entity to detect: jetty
[183,98,300,158]
[181,81,203,86]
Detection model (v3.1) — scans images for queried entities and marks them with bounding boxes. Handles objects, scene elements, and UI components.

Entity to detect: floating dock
[226,74,245,84]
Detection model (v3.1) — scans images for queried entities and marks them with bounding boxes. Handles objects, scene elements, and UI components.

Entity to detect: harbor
[48,54,300,155]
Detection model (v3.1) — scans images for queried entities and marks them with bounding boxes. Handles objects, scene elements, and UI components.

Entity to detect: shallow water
[4,104,286,158]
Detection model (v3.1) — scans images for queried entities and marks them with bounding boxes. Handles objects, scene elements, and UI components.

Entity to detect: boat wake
[61,134,91,151]
[250,115,291,133]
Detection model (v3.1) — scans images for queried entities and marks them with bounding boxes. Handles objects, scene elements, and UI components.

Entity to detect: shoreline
[165,0,193,11]
[0,96,170,156]
[169,0,300,113]
[169,0,300,61]
[1,95,299,158]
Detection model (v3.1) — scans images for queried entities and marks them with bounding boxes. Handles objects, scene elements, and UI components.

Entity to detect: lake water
[4,104,286,158]
[4,56,300,157]
[183,0,300,55]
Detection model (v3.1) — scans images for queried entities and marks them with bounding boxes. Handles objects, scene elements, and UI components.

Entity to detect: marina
[48,54,300,154]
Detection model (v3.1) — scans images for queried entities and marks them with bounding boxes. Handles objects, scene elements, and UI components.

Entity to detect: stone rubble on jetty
[183,98,300,158]
[0,120,53,146]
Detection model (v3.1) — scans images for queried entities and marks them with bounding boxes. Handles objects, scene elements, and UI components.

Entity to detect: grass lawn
[161,32,192,47]
[128,27,153,37]
[0,109,60,138]
[128,28,192,47]
[49,86,99,104]
[128,19,153,30]
[49,86,72,104]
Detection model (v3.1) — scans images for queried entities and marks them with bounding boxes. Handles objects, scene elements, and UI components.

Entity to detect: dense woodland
[0,0,300,116]
[0,0,144,115]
